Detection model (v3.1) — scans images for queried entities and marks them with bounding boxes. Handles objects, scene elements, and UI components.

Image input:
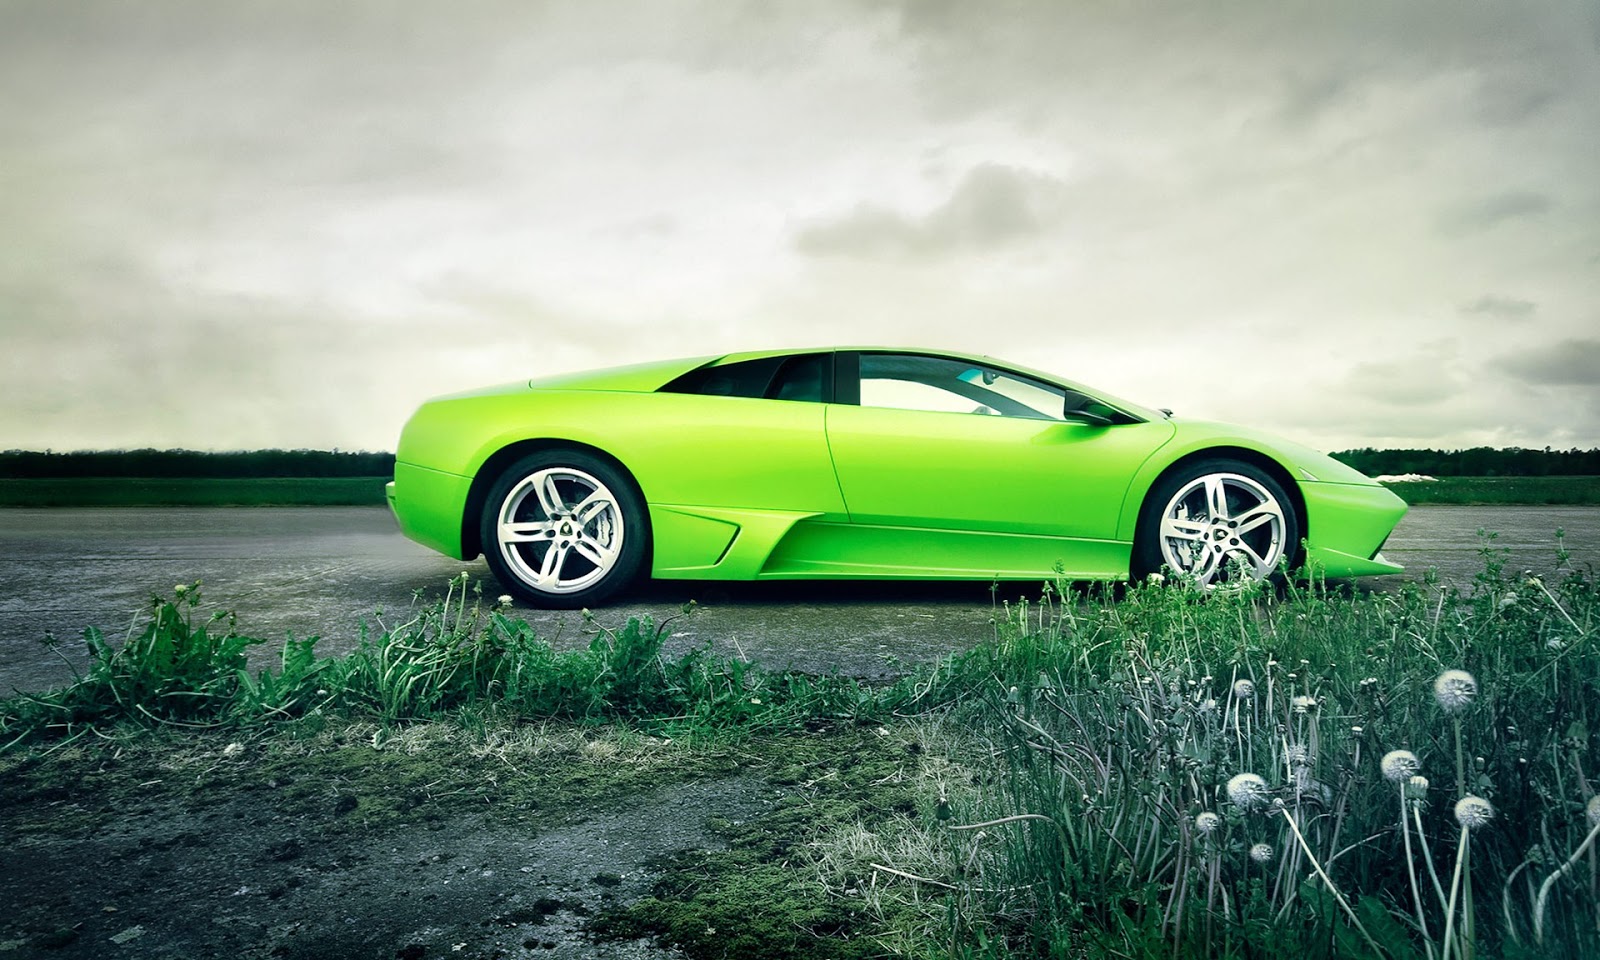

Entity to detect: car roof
[709,347,1164,421]
[526,346,1162,422]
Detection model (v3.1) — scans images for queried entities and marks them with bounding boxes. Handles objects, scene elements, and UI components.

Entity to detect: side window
[660,354,828,402]
[660,356,785,399]
[770,354,825,402]
[858,354,1066,420]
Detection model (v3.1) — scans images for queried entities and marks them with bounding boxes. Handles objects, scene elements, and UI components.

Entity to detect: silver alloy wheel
[1157,472,1287,586]
[494,467,625,594]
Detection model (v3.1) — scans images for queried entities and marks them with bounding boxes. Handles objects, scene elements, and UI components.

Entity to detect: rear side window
[770,354,825,402]
[660,353,828,402]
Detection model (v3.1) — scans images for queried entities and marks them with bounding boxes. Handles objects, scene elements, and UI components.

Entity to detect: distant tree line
[0,449,396,479]
[1330,447,1600,477]
[3,446,1595,479]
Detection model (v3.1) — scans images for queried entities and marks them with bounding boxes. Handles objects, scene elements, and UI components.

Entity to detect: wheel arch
[461,439,650,562]
[1132,446,1309,562]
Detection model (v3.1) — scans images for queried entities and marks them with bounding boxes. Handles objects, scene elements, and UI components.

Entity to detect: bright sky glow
[2,1,1597,452]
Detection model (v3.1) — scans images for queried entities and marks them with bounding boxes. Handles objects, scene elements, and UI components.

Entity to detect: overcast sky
[2,0,1597,453]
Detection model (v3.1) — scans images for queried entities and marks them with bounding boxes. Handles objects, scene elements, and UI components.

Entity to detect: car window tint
[859,354,1065,420]
[770,354,825,402]
[660,356,786,399]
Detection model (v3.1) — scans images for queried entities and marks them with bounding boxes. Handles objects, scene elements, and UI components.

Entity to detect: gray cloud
[1438,191,1555,235]
[1341,355,1464,406]
[1474,69,1560,125]
[795,164,1062,259]
[1460,295,1538,320]
[1496,338,1600,386]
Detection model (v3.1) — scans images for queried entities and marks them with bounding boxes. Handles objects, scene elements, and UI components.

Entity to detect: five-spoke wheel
[1134,459,1299,587]
[480,451,647,607]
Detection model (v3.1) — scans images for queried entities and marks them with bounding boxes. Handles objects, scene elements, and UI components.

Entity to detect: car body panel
[757,520,1131,580]
[390,348,1407,584]
[826,406,1177,536]
[395,389,849,561]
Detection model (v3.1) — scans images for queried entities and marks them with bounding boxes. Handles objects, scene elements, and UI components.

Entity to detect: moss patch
[592,724,941,960]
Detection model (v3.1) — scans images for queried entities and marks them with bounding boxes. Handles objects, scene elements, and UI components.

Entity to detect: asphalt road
[2,504,1596,694]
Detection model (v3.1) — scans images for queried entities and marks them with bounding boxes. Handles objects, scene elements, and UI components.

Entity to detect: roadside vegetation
[4,532,1596,959]
[1382,475,1600,506]
[0,449,393,506]
[1331,447,1600,478]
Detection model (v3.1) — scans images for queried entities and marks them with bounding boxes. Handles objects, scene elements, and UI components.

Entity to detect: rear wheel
[1132,459,1299,587]
[479,451,648,607]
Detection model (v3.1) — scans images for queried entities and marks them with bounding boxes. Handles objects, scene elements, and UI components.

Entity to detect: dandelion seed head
[1287,745,1311,767]
[174,584,188,595]
[1433,669,1478,713]
[222,742,243,759]
[1249,843,1274,863]
[1147,572,1165,584]
[1195,812,1221,835]
[1587,795,1600,828]
[1381,750,1420,783]
[1291,695,1317,714]
[497,594,513,606]
[1201,698,1218,713]
[1454,795,1495,830]
[1232,679,1256,700]
[1227,773,1270,812]
[1498,592,1518,609]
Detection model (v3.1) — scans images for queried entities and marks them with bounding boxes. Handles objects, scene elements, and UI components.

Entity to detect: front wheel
[1132,459,1300,587]
[479,451,648,608]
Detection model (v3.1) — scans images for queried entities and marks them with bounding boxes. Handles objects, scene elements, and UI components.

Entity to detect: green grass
[1385,475,1600,505]
[3,543,1598,960]
[0,476,390,506]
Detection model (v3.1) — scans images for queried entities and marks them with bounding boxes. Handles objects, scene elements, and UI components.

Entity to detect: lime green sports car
[388,348,1406,607]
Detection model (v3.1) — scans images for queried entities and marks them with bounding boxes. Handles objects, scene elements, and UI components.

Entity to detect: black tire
[478,450,649,608]
[1132,458,1300,587]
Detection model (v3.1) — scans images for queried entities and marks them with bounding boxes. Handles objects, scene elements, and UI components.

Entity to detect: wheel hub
[495,467,625,595]
[1157,471,1287,586]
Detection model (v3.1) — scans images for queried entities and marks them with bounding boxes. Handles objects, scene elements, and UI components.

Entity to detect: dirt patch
[0,722,945,959]
[4,778,764,959]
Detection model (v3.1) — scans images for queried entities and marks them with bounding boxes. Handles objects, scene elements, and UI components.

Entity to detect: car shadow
[617,577,1107,608]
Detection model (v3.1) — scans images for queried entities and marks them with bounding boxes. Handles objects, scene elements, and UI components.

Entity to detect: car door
[824,351,1175,547]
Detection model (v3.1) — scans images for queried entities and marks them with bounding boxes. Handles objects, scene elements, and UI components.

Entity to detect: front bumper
[1299,481,1408,578]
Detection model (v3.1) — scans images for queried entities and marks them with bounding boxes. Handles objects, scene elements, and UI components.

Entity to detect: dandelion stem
[1533,818,1600,945]
[1415,804,1449,909]
[1441,825,1469,960]
[1401,791,1436,960]
[1275,806,1387,958]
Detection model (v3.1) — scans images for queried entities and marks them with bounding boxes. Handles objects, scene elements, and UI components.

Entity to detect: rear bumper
[1299,481,1408,577]
[388,462,474,560]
